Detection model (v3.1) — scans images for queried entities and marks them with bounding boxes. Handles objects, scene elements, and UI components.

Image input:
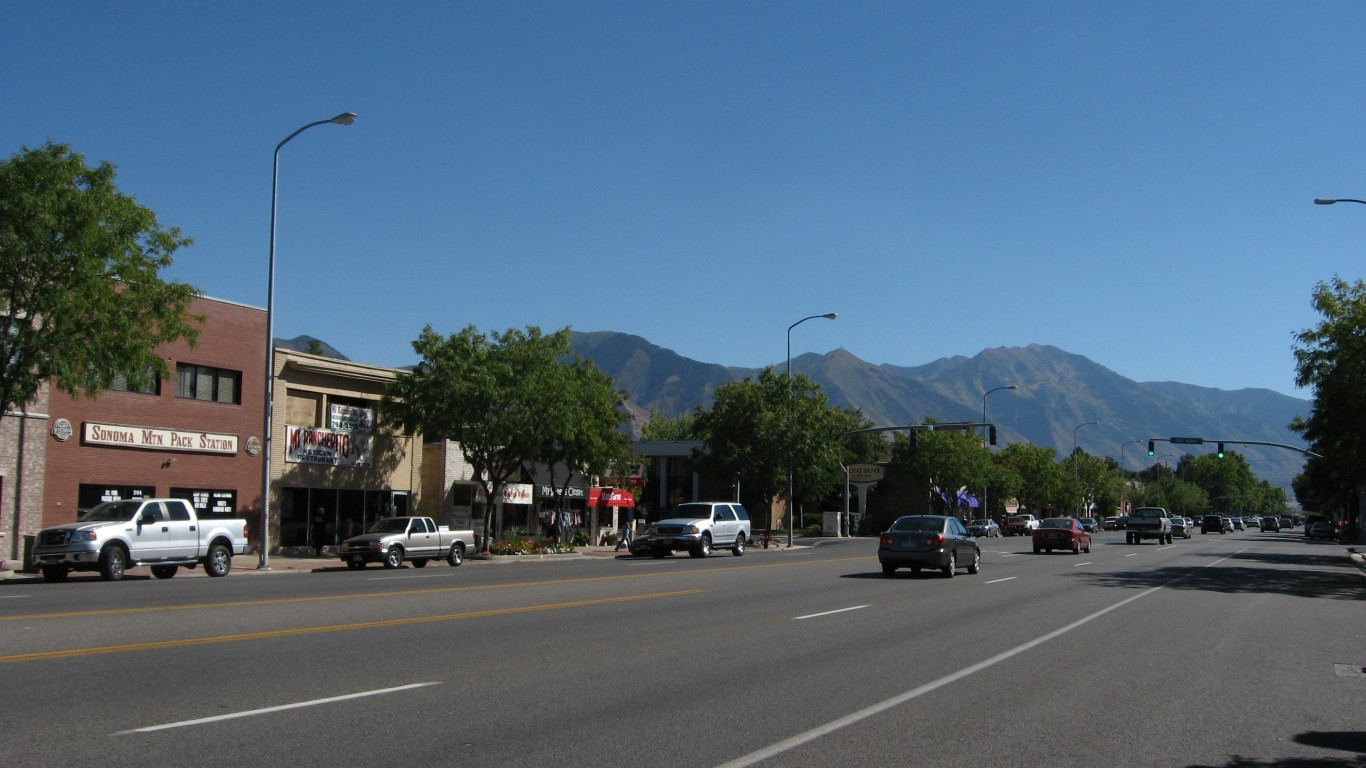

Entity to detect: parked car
[1033,517,1091,554]
[878,515,980,577]
[645,502,751,558]
[1260,516,1281,532]
[968,519,1001,538]
[1306,522,1337,541]
[1078,517,1100,533]
[1202,514,1232,534]
[1170,517,1192,539]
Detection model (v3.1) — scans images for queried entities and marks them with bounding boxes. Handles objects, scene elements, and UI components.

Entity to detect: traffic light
[1217,442,1225,459]
[1147,440,1155,456]
[989,425,997,446]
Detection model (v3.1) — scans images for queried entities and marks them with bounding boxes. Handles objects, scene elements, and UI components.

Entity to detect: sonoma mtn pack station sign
[83,421,239,454]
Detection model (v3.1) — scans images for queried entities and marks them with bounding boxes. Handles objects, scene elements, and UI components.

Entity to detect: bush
[804,524,823,538]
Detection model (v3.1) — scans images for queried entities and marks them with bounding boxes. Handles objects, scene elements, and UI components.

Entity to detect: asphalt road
[1,529,1361,767]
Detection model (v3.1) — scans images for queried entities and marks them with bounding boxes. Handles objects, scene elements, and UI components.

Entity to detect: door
[130,502,171,561]
[162,501,200,559]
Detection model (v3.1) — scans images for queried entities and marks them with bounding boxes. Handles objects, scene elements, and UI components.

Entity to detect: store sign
[475,483,534,504]
[329,403,374,433]
[285,425,372,467]
[83,421,238,454]
[538,485,587,500]
[849,464,885,483]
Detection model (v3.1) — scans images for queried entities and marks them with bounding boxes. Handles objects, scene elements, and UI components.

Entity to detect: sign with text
[83,421,238,455]
[1169,437,1205,445]
[285,425,372,467]
[849,464,885,483]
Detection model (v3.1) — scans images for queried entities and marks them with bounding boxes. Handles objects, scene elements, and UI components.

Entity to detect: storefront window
[169,489,238,519]
[77,484,155,516]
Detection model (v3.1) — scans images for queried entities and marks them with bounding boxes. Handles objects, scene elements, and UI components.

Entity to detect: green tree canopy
[0,142,201,414]
[382,325,629,545]
[1291,276,1366,518]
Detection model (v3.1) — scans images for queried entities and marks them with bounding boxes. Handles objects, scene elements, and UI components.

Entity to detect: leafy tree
[641,410,696,440]
[1291,276,1366,525]
[382,325,628,547]
[995,443,1066,516]
[0,142,200,414]
[889,423,992,516]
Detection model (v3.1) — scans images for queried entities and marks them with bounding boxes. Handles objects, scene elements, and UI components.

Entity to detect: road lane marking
[715,553,1238,768]
[984,577,1016,584]
[0,556,867,623]
[1072,562,1092,567]
[1125,553,1139,557]
[794,605,868,621]
[0,590,705,665]
[114,682,440,735]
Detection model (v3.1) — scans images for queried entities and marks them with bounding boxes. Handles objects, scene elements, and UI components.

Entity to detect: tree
[641,410,696,440]
[890,423,992,516]
[995,443,1066,516]
[382,325,629,548]
[1291,276,1366,527]
[0,142,201,415]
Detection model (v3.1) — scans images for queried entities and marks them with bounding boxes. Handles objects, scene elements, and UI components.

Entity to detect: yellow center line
[1,555,865,622]
[0,589,705,664]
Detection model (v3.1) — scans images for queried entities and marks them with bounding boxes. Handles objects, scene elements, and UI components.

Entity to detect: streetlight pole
[260,112,357,569]
[1072,420,1100,517]
[1314,198,1366,206]
[980,385,1017,524]
[1119,439,1141,518]
[786,312,837,547]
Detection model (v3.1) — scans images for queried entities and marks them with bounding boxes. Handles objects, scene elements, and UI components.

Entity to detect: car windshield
[889,517,945,533]
[1039,518,1072,529]
[1132,508,1164,519]
[970,520,990,527]
[368,518,411,534]
[77,500,144,523]
[670,504,714,521]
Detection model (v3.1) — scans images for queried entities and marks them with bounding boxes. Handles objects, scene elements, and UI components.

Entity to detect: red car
[1033,517,1091,554]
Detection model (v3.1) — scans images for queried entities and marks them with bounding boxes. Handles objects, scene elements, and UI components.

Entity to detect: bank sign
[83,421,238,455]
[285,425,372,467]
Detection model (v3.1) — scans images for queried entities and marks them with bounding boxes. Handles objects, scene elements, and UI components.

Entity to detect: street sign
[1169,437,1204,445]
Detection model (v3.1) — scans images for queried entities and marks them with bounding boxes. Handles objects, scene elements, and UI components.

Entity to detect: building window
[77,484,155,516]
[108,367,160,395]
[176,364,241,404]
[170,488,238,518]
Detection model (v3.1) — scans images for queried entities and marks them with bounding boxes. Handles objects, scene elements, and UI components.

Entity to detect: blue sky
[6,1,1364,399]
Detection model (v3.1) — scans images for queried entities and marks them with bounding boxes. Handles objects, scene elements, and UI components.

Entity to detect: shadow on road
[1076,550,1365,601]
[1183,728,1366,766]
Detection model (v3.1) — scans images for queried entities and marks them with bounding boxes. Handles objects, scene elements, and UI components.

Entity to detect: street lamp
[786,312,838,547]
[980,385,1017,522]
[1314,198,1366,206]
[260,112,357,569]
[1119,439,1142,517]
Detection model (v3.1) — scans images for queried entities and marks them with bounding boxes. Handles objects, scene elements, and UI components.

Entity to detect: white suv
[646,502,751,558]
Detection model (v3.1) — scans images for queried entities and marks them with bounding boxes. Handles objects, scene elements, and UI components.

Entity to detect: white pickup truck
[31,498,248,582]
[337,516,476,569]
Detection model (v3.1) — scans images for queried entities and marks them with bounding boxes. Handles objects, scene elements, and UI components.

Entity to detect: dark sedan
[1033,517,1091,554]
[878,515,980,578]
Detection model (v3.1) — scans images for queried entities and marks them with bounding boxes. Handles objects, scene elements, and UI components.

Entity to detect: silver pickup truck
[32,498,248,582]
[338,516,475,569]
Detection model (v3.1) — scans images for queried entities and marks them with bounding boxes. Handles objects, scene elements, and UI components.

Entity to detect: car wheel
[967,549,980,574]
[882,563,897,577]
[1072,541,1081,554]
[151,564,178,579]
[100,546,127,581]
[204,543,232,577]
[943,552,956,577]
[383,546,404,569]
[411,559,428,568]
[346,560,365,570]
[732,533,745,556]
[1033,545,1041,554]
[41,565,70,582]
[447,542,465,567]
[690,533,711,558]
[1084,541,1091,554]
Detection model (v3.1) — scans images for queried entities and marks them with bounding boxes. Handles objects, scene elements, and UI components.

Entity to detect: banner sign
[285,425,372,467]
[329,403,374,433]
[83,421,238,455]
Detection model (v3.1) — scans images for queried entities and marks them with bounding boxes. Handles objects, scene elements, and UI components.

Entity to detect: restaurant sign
[285,425,372,467]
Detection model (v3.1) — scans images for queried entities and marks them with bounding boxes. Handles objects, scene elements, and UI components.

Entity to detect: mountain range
[279,333,1312,493]
[566,332,1311,493]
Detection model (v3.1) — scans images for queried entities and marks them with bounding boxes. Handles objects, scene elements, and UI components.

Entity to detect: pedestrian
[312,508,327,556]
[615,505,635,551]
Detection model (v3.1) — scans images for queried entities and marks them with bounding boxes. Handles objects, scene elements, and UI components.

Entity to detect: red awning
[587,487,636,507]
